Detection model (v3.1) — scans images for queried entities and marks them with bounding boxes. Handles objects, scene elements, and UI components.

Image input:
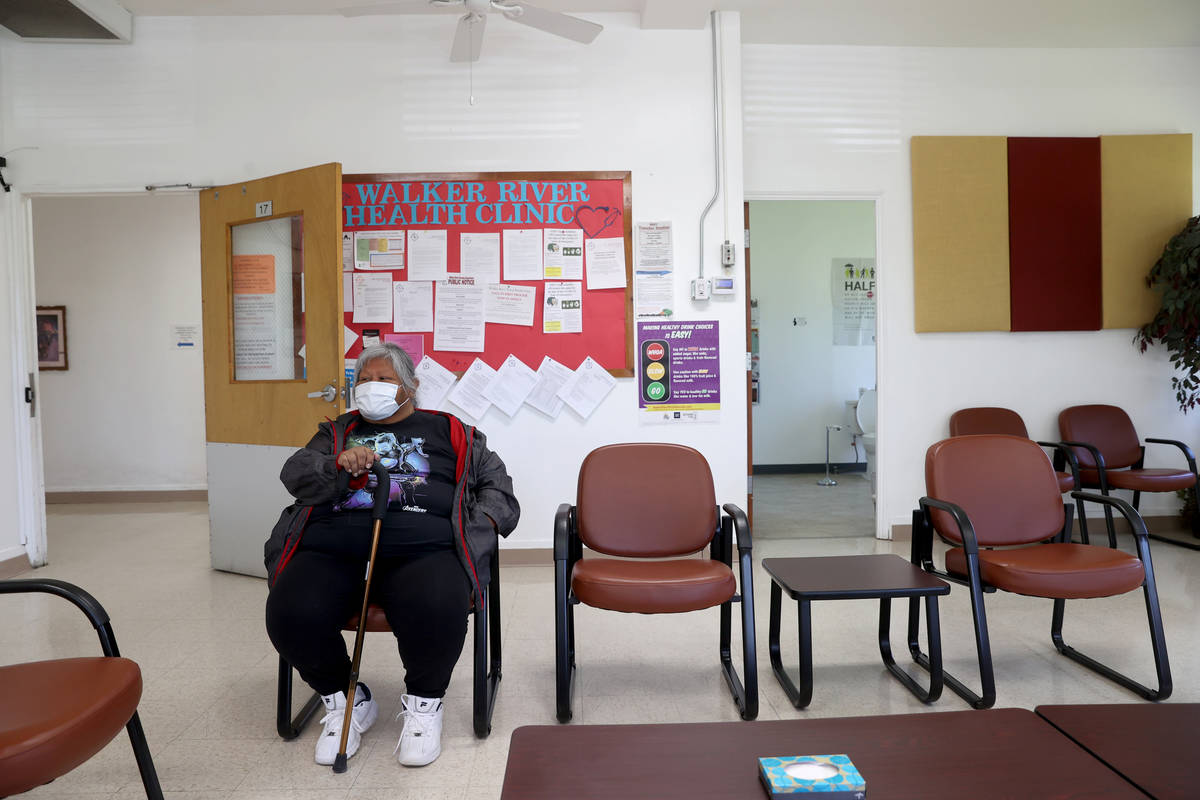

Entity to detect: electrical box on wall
[712,277,735,295]
[690,278,711,301]
[721,240,737,267]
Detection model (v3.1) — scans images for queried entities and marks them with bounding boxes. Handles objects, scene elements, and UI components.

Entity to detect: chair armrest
[1143,438,1199,475]
[721,504,752,554]
[1070,491,1148,539]
[910,508,934,569]
[0,578,119,657]
[918,496,980,555]
[1036,440,1082,481]
[553,503,575,561]
[1058,440,1107,474]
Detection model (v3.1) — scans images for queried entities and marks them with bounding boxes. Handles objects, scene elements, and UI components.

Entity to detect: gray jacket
[265,409,520,599]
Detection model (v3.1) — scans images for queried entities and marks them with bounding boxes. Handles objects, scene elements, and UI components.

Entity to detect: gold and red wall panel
[912,133,1192,332]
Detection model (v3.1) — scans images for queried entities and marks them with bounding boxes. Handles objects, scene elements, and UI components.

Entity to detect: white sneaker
[394,694,443,767]
[315,684,378,766]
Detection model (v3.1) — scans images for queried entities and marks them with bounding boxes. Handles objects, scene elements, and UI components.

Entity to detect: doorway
[29,193,208,501]
[746,198,878,539]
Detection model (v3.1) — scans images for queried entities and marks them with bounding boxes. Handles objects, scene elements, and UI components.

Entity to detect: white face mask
[354,381,408,420]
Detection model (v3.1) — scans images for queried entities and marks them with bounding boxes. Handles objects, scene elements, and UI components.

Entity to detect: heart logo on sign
[574,205,621,239]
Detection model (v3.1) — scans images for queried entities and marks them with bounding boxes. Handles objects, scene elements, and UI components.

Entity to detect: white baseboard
[44,483,208,493]
[0,545,27,563]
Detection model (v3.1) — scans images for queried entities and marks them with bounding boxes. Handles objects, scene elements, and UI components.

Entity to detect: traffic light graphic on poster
[640,339,670,403]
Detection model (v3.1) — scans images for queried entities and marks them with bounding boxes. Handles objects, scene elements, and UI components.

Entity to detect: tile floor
[752,472,874,538]
[4,500,1198,799]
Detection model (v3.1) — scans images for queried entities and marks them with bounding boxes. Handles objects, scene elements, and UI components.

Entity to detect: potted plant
[1136,214,1200,535]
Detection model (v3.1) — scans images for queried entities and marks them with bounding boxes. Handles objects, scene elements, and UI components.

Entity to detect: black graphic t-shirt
[301,411,458,558]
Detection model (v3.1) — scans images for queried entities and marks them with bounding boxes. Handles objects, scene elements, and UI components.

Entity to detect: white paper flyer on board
[543,282,582,333]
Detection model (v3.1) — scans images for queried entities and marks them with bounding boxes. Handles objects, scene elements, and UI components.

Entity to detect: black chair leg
[125,711,164,800]
[554,556,576,723]
[472,574,502,738]
[908,563,996,709]
[277,656,322,740]
[1050,538,1172,701]
[718,543,758,721]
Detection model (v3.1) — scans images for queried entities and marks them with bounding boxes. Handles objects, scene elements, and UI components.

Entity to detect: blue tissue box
[758,754,866,799]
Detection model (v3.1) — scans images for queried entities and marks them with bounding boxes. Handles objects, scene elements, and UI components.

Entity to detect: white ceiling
[114,0,1200,47]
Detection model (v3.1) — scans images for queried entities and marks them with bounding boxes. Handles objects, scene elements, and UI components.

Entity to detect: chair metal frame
[0,578,163,800]
[907,491,1171,710]
[275,564,502,740]
[554,502,758,722]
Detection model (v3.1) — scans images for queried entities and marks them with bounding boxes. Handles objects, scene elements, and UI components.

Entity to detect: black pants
[265,548,471,698]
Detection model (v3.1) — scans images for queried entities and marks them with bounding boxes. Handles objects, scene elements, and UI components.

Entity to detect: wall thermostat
[712,277,735,295]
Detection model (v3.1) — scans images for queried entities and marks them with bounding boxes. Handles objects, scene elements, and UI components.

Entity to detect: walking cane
[333,459,392,774]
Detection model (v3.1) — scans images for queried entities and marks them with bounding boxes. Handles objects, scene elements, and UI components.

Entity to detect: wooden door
[200,163,344,447]
[744,201,754,524]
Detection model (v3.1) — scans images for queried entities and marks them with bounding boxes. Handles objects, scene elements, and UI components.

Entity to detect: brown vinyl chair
[276,538,502,740]
[1058,404,1199,547]
[908,435,1171,709]
[949,407,1088,541]
[554,443,757,722]
[0,579,163,799]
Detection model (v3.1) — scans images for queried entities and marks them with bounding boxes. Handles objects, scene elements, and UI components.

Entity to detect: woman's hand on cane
[338,446,377,477]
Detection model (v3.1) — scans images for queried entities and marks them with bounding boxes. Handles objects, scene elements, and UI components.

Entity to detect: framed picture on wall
[36,305,68,370]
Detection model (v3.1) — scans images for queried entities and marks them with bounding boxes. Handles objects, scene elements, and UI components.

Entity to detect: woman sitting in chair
[265,343,519,768]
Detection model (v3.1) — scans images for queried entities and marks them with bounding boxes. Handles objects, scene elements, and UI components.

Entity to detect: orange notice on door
[232,254,276,294]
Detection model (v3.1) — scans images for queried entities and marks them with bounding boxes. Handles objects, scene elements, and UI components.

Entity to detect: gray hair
[354,343,418,394]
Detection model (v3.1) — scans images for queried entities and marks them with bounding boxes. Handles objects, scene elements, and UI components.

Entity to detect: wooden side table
[763,554,950,708]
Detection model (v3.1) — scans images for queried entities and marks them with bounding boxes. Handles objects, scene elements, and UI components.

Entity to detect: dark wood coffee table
[1037,703,1200,800]
[762,554,950,708]
[501,709,1144,799]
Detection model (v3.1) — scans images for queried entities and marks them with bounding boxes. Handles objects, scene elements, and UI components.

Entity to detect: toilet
[848,389,878,500]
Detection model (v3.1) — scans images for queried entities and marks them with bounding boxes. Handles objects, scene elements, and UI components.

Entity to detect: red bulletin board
[342,172,634,376]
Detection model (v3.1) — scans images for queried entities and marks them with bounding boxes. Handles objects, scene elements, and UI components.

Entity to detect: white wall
[1,13,747,549]
[743,44,1200,533]
[750,199,876,465]
[32,194,206,492]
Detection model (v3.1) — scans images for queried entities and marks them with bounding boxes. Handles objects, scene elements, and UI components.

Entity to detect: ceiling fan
[339,0,603,62]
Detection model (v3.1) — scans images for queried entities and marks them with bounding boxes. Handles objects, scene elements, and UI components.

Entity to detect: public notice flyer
[831,258,876,346]
[446,357,496,419]
[460,232,501,284]
[414,356,456,409]
[556,356,616,419]
[352,272,392,324]
[407,229,449,282]
[355,230,405,270]
[543,228,584,280]
[433,276,485,352]
[342,232,354,271]
[584,236,627,290]
[634,221,674,318]
[484,283,536,326]
[482,354,539,417]
[636,320,721,424]
[503,228,543,281]
[525,356,571,418]
[392,280,434,332]
[543,282,583,333]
